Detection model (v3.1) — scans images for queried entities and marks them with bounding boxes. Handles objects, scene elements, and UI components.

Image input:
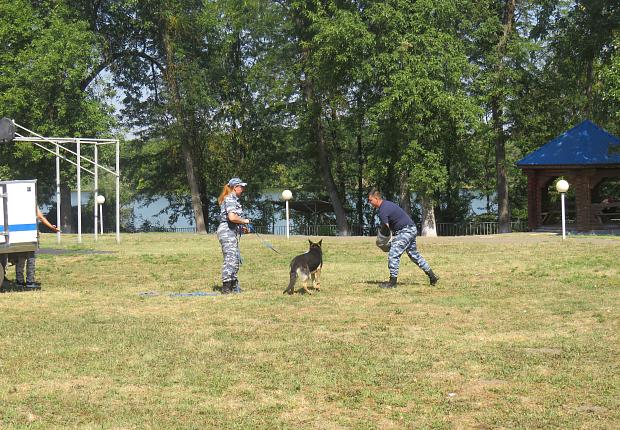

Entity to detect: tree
[283,1,374,235]
[0,0,115,215]
[364,0,480,236]
[466,0,549,232]
[63,0,212,231]
[70,0,299,231]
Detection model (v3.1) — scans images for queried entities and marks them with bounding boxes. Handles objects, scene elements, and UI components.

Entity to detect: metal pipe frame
[9,121,121,244]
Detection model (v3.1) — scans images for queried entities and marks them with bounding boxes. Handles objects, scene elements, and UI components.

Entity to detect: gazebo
[517,120,620,232]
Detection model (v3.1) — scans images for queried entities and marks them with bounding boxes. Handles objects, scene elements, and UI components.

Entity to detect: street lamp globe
[281,189,293,201]
[556,179,569,193]
[96,195,106,205]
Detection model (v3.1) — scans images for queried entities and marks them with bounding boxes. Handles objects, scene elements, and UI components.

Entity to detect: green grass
[1,232,619,429]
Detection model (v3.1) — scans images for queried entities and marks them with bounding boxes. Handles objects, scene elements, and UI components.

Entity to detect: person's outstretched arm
[36,207,61,232]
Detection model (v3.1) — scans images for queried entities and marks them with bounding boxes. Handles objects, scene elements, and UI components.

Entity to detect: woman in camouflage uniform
[217,177,251,294]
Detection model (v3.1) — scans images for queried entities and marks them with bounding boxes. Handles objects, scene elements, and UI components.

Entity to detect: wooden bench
[591,202,620,224]
[541,210,575,224]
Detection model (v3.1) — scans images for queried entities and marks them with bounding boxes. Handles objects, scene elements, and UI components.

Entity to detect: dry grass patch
[0,232,618,429]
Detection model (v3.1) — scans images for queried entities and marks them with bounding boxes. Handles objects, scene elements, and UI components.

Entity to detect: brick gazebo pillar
[526,170,541,230]
[574,172,594,231]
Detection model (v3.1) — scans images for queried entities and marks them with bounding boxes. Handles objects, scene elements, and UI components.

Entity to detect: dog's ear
[318,239,322,247]
[308,239,312,246]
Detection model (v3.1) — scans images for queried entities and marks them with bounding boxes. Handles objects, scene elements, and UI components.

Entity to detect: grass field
[1,232,619,429]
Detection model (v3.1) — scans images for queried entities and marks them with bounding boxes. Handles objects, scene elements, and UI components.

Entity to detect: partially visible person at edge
[1,207,61,289]
[368,188,439,289]
[217,177,251,294]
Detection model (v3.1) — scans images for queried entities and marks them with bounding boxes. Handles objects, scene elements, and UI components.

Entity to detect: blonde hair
[218,184,235,205]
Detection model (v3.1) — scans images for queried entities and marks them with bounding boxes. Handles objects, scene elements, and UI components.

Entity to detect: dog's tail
[283,267,297,295]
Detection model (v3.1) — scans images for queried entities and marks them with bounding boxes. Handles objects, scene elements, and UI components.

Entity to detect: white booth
[0,179,39,285]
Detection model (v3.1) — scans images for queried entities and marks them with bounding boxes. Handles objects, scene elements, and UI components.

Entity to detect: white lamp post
[281,189,293,239]
[96,194,106,235]
[556,179,569,240]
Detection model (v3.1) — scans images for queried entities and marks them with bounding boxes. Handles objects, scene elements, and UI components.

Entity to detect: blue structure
[517,120,620,167]
[517,121,620,231]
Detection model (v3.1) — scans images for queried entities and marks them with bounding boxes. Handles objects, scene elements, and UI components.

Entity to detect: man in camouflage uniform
[368,188,439,289]
[217,177,251,294]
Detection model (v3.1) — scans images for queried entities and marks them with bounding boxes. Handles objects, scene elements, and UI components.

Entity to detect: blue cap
[228,177,247,187]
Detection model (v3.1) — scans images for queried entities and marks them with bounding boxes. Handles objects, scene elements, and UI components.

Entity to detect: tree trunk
[181,142,207,233]
[162,20,206,233]
[303,80,349,235]
[331,107,346,197]
[493,0,516,234]
[356,133,364,234]
[420,195,437,237]
[492,99,511,233]
[60,183,72,233]
[399,171,412,217]
[585,56,594,118]
[198,177,210,234]
[192,126,210,233]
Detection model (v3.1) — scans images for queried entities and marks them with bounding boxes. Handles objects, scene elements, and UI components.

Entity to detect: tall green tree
[364,0,480,235]
[284,0,375,235]
[0,0,114,232]
[65,0,213,231]
[466,0,549,231]
[71,0,297,230]
[545,0,620,127]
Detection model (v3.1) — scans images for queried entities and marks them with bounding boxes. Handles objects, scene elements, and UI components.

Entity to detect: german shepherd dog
[283,239,323,295]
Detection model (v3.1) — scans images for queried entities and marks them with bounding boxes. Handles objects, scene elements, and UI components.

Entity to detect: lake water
[41,191,494,229]
[52,191,493,230]
[129,191,494,229]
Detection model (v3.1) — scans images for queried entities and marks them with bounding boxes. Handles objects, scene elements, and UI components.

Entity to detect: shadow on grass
[365,279,433,287]
[0,280,41,293]
[38,248,116,255]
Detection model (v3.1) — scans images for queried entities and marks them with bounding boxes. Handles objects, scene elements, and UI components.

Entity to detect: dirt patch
[575,405,607,414]
[458,379,508,397]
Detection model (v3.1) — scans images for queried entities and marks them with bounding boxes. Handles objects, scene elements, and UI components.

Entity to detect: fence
[249,220,528,237]
[435,220,528,236]
[128,220,527,236]
[122,226,198,233]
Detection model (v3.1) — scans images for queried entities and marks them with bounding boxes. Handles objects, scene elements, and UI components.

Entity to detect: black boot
[231,279,243,294]
[426,269,439,286]
[221,280,233,294]
[379,276,397,289]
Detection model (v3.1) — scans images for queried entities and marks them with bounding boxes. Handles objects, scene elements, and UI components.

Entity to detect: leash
[247,224,281,254]
[236,233,244,264]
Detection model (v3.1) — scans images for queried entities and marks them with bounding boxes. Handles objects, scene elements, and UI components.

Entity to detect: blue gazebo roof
[517,120,620,167]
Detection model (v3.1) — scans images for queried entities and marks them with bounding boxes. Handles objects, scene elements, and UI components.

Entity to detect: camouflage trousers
[217,223,240,283]
[388,225,430,278]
